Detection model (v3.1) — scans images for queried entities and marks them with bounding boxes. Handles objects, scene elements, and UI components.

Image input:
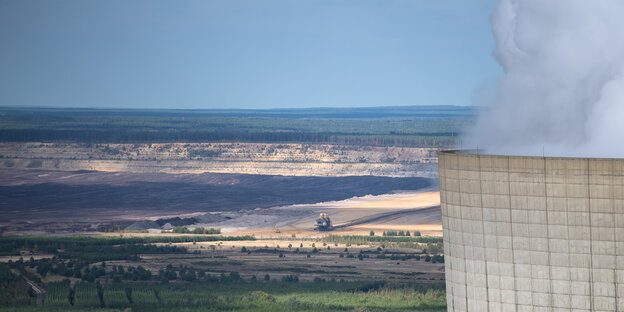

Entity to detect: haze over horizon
[0,1,498,110]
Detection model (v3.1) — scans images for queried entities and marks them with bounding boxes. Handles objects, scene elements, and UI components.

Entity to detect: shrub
[281,275,299,283]
[285,297,312,310]
[247,290,275,303]
[432,254,444,263]
[172,226,190,234]
[132,265,152,281]
[228,272,241,281]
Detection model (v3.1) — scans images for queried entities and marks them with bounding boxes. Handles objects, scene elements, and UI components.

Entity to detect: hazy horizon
[0,103,474,111]
[0,1,498,110]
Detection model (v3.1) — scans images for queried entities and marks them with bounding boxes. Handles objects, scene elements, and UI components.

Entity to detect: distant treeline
[0,105,476,119]
[324,235,443,244]
[0,106,471,147]
[0,235,255,260]
[0,129,456,147]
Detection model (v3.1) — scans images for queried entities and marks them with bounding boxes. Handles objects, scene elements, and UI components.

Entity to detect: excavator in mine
[314,212,333,231]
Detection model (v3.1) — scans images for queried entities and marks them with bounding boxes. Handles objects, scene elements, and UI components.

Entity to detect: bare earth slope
[0,168,430,233]
[219,190,442,237]
[0,142,438,177]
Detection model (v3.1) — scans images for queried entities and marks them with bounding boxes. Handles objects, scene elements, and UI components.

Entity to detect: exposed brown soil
[151,241,445,283]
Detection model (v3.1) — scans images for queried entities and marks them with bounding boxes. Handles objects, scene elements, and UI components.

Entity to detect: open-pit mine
[0,142,441,236]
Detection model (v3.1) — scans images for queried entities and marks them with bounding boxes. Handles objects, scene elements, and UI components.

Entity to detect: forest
[0,106,473,147]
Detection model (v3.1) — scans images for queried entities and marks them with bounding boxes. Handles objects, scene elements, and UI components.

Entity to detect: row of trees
[171,227,220,234]
[0,236,254,261]
[0,129,455,147]
[381,230,421,237]
[0,263,34,306]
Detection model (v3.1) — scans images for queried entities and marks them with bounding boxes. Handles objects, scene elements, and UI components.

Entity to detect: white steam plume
[465,0,624,157]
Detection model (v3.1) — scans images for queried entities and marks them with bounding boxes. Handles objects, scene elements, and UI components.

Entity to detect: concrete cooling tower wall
[439,151,624,312]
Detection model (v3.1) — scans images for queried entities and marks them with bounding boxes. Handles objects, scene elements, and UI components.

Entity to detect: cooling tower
[439,150,624,312]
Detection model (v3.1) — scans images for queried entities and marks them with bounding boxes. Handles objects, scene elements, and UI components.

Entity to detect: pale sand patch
[347,191,440,209]
[225,189,442,237]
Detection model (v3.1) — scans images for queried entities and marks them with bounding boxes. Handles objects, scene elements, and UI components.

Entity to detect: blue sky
[0,0,499,109]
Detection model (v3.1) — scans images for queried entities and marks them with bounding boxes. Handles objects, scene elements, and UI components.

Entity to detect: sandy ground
[207,187,442,237]
[0,168,441,237]
[0,168,431,233]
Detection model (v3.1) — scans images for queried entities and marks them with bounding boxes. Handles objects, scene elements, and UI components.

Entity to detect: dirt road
[222,190,442,237]
[333,205,440,230]
[11,268,45,306]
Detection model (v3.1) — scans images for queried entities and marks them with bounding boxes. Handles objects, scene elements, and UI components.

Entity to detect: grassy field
[2,282,446,311]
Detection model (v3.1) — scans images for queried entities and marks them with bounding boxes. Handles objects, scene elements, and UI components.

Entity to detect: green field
[31,280,444,312]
